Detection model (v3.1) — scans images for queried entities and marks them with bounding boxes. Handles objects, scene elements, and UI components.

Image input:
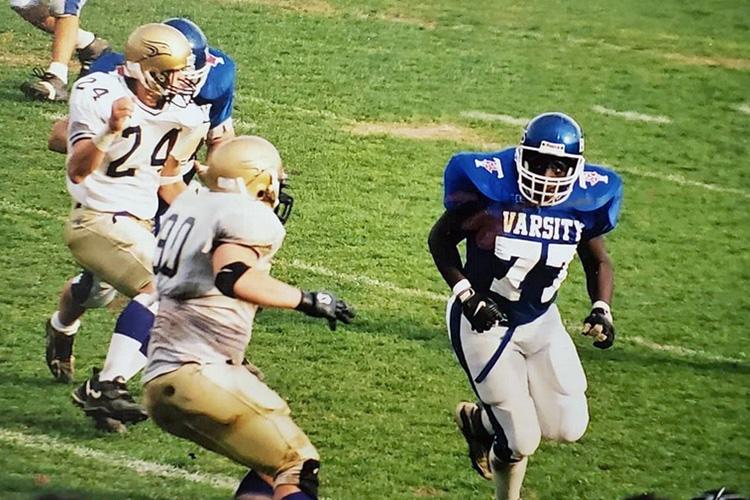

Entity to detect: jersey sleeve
[214,199,285,258]
[89,52,125,75]
[581,174,623,240]
[205,50,236,135]
[443,149,514,211]
[67,74,123,148]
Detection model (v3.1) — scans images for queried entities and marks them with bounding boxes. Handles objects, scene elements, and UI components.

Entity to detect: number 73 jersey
[443,147,623,326]
[66,70,210,220]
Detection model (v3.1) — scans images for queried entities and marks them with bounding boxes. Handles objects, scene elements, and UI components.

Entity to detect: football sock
[98,294,156,382]
[234,470,273,499]
[76,29,95,50]
[491,452,527,500]
[50,311,80,336]
[47,61,68,84]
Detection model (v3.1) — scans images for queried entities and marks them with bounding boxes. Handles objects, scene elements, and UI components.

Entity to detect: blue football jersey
[443,147,623,326]
[89,48,235,131]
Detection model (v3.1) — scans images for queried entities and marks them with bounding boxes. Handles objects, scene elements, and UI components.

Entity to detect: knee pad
[70,271,117,309]
[49,0,87,16]
[276,459,320,499]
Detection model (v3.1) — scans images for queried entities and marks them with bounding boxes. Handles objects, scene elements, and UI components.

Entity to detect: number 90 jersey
[66,70,210,220]
[443,147,623,326]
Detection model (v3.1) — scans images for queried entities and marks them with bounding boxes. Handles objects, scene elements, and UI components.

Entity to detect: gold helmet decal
[124,23,193,96]
[204,136,284,207]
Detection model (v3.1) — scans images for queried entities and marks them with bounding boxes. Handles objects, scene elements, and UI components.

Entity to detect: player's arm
[205,120,235,161]
[211,243,355,330]
[428,208,507,333]
[577,236,616,348]
[157,155,187,204]
[67,97,133,184]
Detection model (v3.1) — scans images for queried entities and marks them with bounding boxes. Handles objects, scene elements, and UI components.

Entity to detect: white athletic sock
[492,452,528,500]
[50,311,80,336]
[47,61,68,84]
[98,333,147,382]
[76,29,95,50]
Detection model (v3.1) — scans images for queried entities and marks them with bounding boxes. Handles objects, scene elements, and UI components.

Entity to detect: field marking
[460,111,529,126]
[612,165,750,199]
[591,105,672,124]
[0,428,236,491]
[625,336,746,364]
[287,259,447,302]
[737,104,750,115]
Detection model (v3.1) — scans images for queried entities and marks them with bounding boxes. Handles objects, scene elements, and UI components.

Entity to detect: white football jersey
[66,70,210,220]
[143,190,285,382]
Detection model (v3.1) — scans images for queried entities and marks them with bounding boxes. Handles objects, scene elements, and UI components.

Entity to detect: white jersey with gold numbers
[143,190,285,383]
[66,70,210,220]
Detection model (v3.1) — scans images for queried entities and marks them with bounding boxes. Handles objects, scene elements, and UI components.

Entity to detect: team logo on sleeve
[474,157,503,179]
[582,170,609,187]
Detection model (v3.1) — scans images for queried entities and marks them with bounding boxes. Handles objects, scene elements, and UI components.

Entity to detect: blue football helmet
[514,112,585,206]
[163,17,210,96]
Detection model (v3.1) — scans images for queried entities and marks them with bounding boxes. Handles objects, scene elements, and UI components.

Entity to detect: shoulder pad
[199,48,236,101]
[563,164,623,212]
[443,147,517,210]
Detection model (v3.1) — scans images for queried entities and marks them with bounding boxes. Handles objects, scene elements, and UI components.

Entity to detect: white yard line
[460,111,530,126]
[625,335,746,364]
[613,165,750,199]
[0,428,237,490]
[286,259,447,302]
[591,105,672,124]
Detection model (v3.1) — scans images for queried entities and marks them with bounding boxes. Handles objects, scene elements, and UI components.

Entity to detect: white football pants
[446,297,589,459]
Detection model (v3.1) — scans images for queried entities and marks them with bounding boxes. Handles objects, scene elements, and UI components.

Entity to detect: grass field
[1,0,749,499]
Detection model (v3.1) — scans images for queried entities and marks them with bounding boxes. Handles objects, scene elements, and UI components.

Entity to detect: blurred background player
[428,112,623,500]
[11,0,110,101]
[43,22,209,431]
[143,135,355,499]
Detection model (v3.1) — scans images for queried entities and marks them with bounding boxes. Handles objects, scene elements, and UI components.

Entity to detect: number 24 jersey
[66,70,210,220]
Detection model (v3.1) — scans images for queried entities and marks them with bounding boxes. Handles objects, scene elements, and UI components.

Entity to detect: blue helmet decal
[163,17,208,70]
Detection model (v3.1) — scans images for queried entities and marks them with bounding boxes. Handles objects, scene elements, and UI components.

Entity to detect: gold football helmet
[124,23,193,98]
[204,136,283,207]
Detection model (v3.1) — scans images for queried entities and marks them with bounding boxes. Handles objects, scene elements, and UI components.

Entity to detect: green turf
[0,1,748,499]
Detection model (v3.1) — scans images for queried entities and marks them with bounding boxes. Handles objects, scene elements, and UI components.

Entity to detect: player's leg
[527,305,589,443]
[144,363,321,499]
[65,208,155,426]
[45,270,116,383]
[447,298,541,500]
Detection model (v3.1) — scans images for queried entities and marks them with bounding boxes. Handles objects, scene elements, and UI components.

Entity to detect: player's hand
[108,97,134,133]
[295,291,356,331]
[582,303,615,349]
[460,290,508,333]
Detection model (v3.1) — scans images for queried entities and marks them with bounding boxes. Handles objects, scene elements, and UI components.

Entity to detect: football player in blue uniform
[428,112,623,500]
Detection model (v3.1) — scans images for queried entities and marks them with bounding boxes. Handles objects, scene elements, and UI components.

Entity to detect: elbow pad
[215,261,250,297]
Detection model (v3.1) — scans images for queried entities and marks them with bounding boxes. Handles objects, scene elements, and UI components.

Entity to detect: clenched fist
[108,97,134,133]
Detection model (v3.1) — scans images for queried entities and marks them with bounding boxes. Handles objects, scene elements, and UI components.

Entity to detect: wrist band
[452,278,472,297]
[592,300,612,317]
[92,129,118,152]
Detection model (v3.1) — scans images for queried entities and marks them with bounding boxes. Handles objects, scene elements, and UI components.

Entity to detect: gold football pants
[143,363,319,487]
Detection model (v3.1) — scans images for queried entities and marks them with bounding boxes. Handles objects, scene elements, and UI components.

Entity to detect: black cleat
[455,401,493,480]
[76,37,111,79]
[45,319,75,383]
[21,68,69,102]
[72,368,148,429]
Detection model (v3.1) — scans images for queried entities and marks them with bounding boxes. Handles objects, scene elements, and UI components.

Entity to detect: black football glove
[295,291,355,331]
[459,289,508,333]
[582,303,615,349]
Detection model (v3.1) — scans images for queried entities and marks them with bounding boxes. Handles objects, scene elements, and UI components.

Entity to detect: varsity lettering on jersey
[66,71,209,220]
[443,147,623,326]
[143,190,285,383]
